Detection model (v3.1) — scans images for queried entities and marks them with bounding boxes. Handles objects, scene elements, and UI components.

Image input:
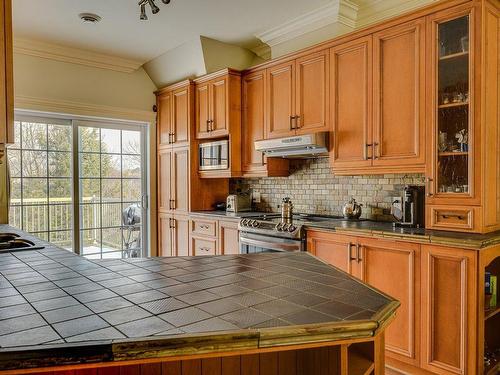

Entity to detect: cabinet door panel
[372,19,426,167]
[191,236,217,256]
[157,92,172,147]
[172,87,190,146]
[158,149,172,213]
[296,50,329,134]
[158,214,173,257]
[330,37,373,169]
[242,71,266,173]
[172,148,189,215]
[266,62,295,139]
[195,83,210,138]
[359,239,420,365]
[219,220,239,255]
[306,231,355,274]
[211,78,228,137]
[421,245,476,375]
[173,216,190,257]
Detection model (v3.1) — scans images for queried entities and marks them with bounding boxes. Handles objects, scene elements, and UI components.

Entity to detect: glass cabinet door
[434,14,471,196]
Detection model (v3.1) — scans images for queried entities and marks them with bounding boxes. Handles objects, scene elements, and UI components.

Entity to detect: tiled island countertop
[0,225,398,372]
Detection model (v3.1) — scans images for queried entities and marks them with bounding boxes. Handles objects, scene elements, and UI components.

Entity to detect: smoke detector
[79,13,102,24]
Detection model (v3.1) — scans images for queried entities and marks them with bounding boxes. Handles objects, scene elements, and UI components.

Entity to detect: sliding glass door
[7,114,149,258]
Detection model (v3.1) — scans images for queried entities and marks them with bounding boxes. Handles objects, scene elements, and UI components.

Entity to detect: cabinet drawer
[191,218,217,237]
[430,206,474,230]
[191,236,217,256]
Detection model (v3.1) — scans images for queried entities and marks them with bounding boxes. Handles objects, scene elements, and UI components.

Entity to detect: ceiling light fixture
[79,13,102,24]
[138,0,171,20]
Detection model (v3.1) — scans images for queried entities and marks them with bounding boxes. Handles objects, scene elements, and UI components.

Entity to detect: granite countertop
[191,211,500,250]
[0,225,398,371]
[190,211,266,219]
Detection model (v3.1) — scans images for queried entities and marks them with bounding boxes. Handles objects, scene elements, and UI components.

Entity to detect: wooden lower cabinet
[158,213,173,257]
[191,235,217,256]
[158,214,189,257]
[306,230,480,375]
[218,220,240,255]
[420,245,477,375]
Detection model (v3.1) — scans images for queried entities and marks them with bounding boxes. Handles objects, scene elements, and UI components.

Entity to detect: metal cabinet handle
[365,144,373,160]
[210,120,215,131]
[170,199,175,210]
[290,116,294,130]
[426,177,433,197]
[373,143,379,159]
[295,115,301,129]
[171,132,176,143]
[348,243,357,261]
[356,243,362,263]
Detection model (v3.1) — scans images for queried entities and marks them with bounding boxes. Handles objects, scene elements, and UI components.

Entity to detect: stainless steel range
[238,212,348,254]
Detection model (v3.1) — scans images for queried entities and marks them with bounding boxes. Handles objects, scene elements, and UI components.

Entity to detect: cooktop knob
[288,225,297,232]
[241,219,248,226]
[275,223,283,231]
[252,221,259,228]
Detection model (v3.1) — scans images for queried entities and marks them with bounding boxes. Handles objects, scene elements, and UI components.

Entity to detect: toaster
[226,194,252,213]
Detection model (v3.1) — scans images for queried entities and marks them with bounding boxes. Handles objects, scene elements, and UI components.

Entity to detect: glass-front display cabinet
[428,8,474,200]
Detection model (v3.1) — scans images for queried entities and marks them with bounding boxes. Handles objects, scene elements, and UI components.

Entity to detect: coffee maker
[391,185,425,228]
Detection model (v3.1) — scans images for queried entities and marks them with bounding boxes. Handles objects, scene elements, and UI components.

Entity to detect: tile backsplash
[230,158,425,222]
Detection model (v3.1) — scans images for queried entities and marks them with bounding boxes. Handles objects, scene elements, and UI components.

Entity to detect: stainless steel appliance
[281,197,293,221]
[391,185,426,228]
[342,197,363,219]
[254,132,328,158]
[199,140,229,171]
[226,193,252,213]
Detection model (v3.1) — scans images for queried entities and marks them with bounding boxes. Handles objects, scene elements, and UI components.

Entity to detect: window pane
[9,178,21,201]
[101,154,121,178]
[49,231,72,251]
[79,127,100,152]
[11,121,21,149]
[101,129,121,154]
[80,204,100,229]
[9,204,22,229]
[22,178,47,201]
[48,124,72,151]
[101,203,122,228]
[23,205,48,232]
[122,131,140,154]
[123,179,141,202]
[81,178,100,200]
[22,151,47,177]
[49,204,72,231]
[80,153,100,178]
[102,228,122,251]
[49,152,71,177]
[22,122,47,150]
[81,229,101,258]
[102,179,121,202]
[7,150,21,177]
[49,178,71,200]
[123,155,141,178]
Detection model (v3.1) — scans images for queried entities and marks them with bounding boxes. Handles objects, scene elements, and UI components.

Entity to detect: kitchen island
[0,225,398,374]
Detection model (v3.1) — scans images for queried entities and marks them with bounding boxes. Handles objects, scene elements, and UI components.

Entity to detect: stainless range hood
[254,132,329,158]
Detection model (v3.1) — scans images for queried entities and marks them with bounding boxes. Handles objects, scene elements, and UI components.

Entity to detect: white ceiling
[13,0,333,63]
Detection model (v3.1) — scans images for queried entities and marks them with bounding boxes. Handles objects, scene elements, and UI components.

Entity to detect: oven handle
[239,236,301,252]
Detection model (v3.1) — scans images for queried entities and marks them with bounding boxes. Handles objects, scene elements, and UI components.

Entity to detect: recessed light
[79,13,102,24]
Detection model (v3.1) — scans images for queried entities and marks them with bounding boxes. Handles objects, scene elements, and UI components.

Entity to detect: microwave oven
[199,140,229,171]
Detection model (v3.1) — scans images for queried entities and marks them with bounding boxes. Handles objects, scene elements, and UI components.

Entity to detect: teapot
[342,197,363,220]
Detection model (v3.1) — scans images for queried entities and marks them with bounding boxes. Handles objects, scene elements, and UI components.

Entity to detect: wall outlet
[252,191,261,203]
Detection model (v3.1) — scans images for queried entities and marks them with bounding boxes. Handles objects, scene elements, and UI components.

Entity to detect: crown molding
[255,0,358,48]
[15,95,155,123]
[13,38,144,74]
[250,43,272,60]
[356,0,437,28]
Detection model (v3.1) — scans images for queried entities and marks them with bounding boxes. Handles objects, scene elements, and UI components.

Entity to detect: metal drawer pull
[199,247,210,252]
[199,224,210,230]
[441,214,465,220]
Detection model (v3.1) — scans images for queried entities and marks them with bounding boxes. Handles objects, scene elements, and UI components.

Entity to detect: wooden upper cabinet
[0,0,13,147]
[330,37,373,170]
[210,78,228,137]
[158,148,172,213]
[295,50,330,134]
[358,238,420,366]
[266,61,296,139]
[195,70,240,139]
[171,87,190,147]
[242,70,289,177]
[195,82,211,138]
[372,18,426,169]
[157,91,172,148]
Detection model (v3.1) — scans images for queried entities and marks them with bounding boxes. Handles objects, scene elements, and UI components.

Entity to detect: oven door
[239,232,303,254]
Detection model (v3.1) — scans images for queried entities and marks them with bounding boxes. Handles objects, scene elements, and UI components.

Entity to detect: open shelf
[438,101,469,109]
[348,348,374,375]
[485,305,500,321]
[439,51,469,61]
[485,352,500,375]
[438,151,468,157]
